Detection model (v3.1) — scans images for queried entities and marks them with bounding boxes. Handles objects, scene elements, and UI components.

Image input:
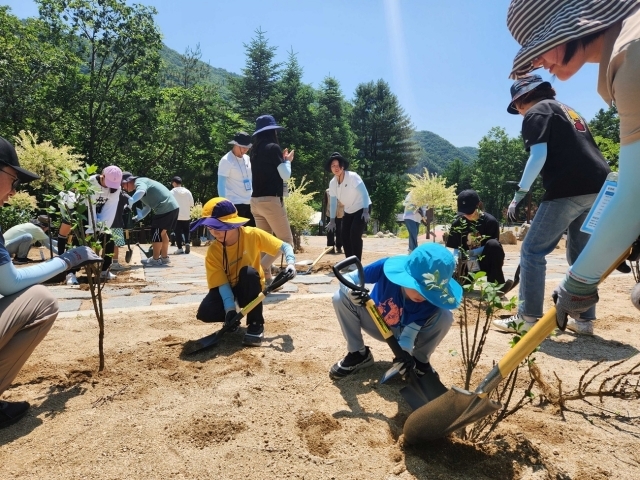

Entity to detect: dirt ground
[1,237,639,479]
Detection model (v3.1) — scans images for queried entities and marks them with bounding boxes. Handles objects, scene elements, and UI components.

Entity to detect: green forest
[0,0,621,229]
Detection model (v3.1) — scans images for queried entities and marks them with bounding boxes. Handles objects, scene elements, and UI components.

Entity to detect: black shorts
[150,209,179,242]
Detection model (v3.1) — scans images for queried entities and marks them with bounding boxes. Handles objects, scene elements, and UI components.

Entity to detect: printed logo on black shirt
[559,103,587,132]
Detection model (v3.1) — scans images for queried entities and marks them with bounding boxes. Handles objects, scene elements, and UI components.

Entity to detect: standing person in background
[492,75,609,335]
[121,173,179,267]
[506,0,640,334]
[170,176,194,255]
[218,132,255,227]
[324,188,344,254]
[0,136,101,428]
[249,115,295,285]
[403,193,425,253]
[109,189,131,271]
[325,152,371,261]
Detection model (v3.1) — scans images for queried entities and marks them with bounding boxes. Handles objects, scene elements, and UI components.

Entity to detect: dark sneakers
[0,400,30,428]
[414,359,439,379]
[243,323,264,346]
[330,347,374,378]
[13,257,32,265]
[184,244,191,254]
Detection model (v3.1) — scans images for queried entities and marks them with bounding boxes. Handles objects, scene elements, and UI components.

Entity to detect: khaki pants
[250,196,294,271]
[0,285,59,395]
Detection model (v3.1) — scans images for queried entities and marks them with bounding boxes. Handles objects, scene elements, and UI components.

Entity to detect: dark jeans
[326,217,343,250]
[235,203,256,227]
[173,220,191,248]
[342,209,366,260]
[196,266,263,325]
[477,239,506,284]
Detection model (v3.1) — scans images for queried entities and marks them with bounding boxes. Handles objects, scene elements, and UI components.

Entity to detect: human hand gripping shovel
[333,256,449,404]
[296,246,333,275]
[402,248,630,444]
[182,268,295,355]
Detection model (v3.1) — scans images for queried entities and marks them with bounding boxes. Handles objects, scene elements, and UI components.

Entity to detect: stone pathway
[51,235,624,317]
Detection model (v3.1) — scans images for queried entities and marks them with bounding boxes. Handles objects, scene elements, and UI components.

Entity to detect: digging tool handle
[333,256,405,358]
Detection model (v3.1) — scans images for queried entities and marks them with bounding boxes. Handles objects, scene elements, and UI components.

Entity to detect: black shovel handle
[332,256,367,293]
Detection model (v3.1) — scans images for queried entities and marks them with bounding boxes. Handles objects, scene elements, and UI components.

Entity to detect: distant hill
[159,45,240,91]
[410,131,476,174]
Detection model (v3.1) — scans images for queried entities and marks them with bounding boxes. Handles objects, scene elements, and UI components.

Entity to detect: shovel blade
[125,249,133,263]
[400,370,449,410]
[403,386,501,444]
[182,331,223,355]
[380,362,404,384]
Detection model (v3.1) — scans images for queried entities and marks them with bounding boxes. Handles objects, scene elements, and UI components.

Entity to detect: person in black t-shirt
[446,190,510,290]
[494,75,610,336]
[248,115,295,283]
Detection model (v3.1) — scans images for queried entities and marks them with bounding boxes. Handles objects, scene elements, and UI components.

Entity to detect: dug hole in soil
[1,236,639,479]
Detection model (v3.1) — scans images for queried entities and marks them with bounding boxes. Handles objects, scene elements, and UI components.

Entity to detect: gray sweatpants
[332,289,454,364]
[0,285,59,395]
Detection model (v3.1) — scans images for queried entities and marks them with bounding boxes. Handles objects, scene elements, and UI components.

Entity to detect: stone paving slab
[140,284,191,293]
[48,288,92,300]
[291,275,334,285]
[165,294,206,304]
[58,299,83,312]
[307,284,338,294]
[278,283,299,293]
[102,287,134,296]
[102,293,155,309]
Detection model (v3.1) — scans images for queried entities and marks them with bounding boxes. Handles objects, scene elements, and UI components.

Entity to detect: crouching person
[0,136,102,428]
[193,198,296,347]
[330,243,461,379]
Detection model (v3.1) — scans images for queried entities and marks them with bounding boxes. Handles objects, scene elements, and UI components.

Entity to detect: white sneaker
[110,262,126,271]
[566,318,594,335]
[143,258,165,267]
[161,256,171,264]
[493,314,536,333]
[100,271,116,280]
[66,272,79,285]
[172,248,184,255]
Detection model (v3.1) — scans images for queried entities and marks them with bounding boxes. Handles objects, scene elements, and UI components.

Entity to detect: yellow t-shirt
[205,226,283,289]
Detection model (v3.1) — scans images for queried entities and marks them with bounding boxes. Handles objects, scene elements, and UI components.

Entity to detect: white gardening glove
[362,210,370,223]
[507,189,528,222]
[326,219,336,232]
[285,263,297,278]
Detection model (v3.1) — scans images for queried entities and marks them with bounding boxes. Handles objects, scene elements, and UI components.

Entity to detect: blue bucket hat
[253,115,284,136]
[383,243,462,309]
[507,74,551,114]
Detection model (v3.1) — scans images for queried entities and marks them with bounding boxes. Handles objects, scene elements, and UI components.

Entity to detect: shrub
[284,176,317,252]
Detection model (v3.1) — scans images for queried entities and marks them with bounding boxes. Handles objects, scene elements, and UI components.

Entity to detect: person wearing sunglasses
[0,136,102,429]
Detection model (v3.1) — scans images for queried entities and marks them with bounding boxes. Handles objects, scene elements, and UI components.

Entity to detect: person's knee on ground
[196,289,226,323]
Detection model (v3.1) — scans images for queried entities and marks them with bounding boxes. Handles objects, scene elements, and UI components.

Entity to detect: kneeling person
[330,243,461,379]
[193,198,296,346]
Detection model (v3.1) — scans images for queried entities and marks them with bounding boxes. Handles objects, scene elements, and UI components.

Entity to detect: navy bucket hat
[190,197,249,232]
[253,115,284,136]
[507,74,551,114]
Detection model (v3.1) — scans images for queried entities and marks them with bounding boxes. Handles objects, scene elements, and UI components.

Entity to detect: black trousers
[342,209,366,260]
[173,220,191,248]
[196,266,263,325]
[326,217,343,249]
[477,239,506,284]
[235,203,256,227]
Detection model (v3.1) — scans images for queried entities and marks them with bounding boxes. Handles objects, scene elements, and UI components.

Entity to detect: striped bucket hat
[507,0,640,79]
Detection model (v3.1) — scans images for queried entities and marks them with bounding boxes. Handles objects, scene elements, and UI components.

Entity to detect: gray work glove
[326,219,336,232]
[552,282,599,330]
[347,289,368,306]
[59,246,103,270]
[285,263,297,278]
[507,189,527,222]
[362,210,370,223]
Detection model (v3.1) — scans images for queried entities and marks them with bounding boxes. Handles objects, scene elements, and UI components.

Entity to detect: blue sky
[5,0,606,148]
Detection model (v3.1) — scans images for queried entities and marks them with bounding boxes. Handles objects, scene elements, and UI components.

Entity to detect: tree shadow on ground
[0,382,87,446]
[539,334,638,362]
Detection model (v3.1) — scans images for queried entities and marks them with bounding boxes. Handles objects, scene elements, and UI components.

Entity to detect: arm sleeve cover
[0,258,67,296]
[137,205,151,220]
[218,282,236,312]
[356,182,371,210]
[518,143,547,191]
[130,189,146,204]
[277,161,292,181]
[398,322,421,353]
[329,196,337,219]
[280,242,295,264]
[217,176,227,197]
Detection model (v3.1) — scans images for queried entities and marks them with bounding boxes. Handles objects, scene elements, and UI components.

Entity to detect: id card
[580,179,616,234]
[243,178,252,191]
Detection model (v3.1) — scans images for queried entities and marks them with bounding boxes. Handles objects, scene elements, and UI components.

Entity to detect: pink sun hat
[102,165,123,189]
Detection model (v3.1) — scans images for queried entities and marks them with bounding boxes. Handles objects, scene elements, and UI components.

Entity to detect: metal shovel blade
[403,387,501,444]
[125,249,133,263]
[400,369,449,411]
[182,330,225,355]
[380,362,404,384]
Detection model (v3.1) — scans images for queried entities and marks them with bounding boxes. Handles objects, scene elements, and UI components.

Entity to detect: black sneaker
[13,257,32,265]
[330,347,374,378]
[243,323,264,346]
[0,400,30,429]
[336,247,343,254]
[500,279,515,295]
[184,244,191,254]
[414,359,439,379]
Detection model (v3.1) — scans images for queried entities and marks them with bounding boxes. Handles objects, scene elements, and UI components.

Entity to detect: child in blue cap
[330,243,461,379]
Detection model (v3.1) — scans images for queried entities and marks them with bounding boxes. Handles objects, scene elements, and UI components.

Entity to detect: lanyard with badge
[235,153,251,191]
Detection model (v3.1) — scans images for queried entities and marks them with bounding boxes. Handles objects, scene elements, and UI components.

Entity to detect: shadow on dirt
[540,334,638,362]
